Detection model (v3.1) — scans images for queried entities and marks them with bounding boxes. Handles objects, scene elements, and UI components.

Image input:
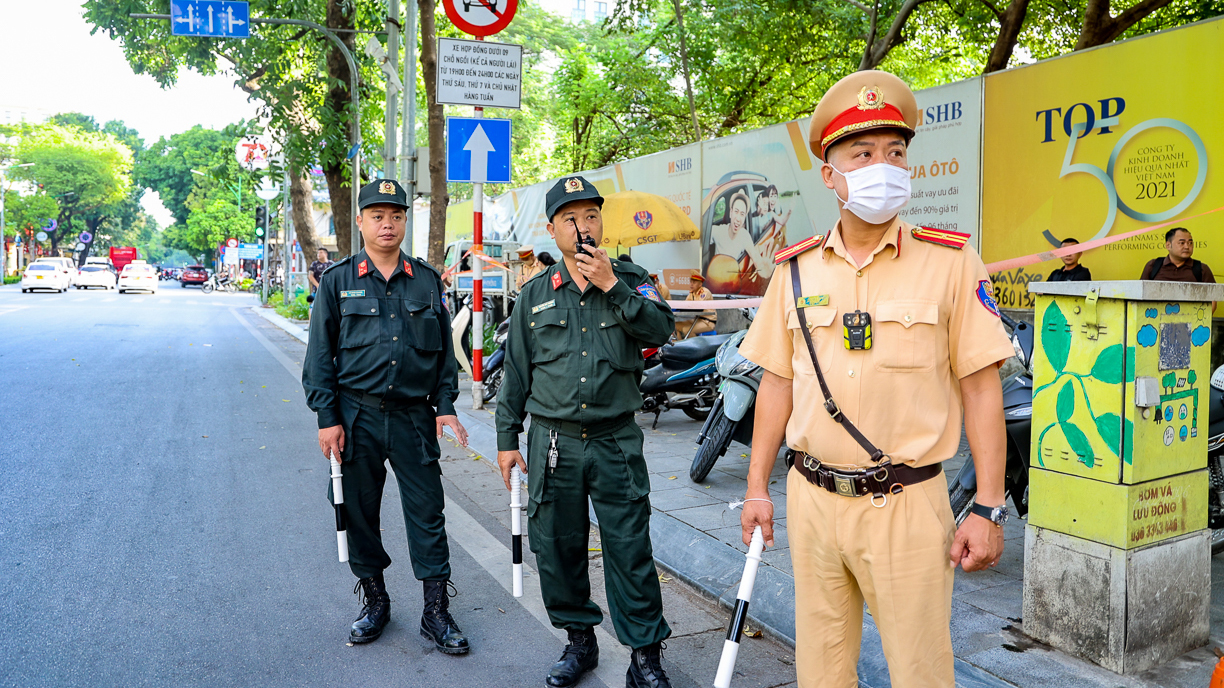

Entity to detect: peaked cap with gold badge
[808,70,919,162]
[545,175,604,222]
[358,178,410,210]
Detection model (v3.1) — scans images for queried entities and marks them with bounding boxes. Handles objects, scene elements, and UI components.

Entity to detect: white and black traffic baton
[713,525,764,688]
[510,465,524,597]
[329,452,349,563]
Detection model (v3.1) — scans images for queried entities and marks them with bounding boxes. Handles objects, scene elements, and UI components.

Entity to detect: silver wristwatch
[969,501,1009,527]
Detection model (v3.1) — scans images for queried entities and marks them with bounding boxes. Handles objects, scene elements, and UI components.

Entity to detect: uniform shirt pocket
[339,298,381,349]
[873,300,939,372]
[786,306,837,374]
[404,299,442,351]
[598,318,640,371]
[528,309,570,363]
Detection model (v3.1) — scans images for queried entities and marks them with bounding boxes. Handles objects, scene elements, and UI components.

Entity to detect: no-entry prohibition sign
[442,0,517,36]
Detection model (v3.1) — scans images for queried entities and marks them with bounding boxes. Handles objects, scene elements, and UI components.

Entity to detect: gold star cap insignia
[857,86,886,111]
[379,181,396,194]
[564,178,584,193]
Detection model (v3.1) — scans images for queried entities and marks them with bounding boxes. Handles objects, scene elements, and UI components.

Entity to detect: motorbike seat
[659,333,732,366]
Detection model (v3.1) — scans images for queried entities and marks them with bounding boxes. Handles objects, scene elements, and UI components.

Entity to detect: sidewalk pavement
[257,309,1223,688]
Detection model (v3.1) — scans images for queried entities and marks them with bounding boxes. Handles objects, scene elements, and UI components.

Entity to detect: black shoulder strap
[788,260,886,463]
[1193,260,1203,282]
[1144,257,1165,281]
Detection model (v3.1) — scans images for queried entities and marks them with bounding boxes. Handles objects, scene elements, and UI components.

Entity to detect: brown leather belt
[790,451,942,503]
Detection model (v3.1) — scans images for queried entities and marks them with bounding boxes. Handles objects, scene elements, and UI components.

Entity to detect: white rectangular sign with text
[436,37,523,109]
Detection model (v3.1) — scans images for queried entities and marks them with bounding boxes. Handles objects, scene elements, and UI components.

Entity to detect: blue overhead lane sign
[446,117,512,184]
[171,1,250,38]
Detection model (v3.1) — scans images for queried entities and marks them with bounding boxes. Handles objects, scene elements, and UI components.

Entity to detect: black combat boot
[350,575,391,643]
[420,580,470,655]
[626,643,671,688]
[546,628,599,687]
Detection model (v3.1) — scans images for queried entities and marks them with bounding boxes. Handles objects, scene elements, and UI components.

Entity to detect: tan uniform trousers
[788,465,956,688]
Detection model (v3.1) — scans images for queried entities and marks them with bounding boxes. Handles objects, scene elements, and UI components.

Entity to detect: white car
[118,263,158,293]
[33,257,77,286]
[76,264,117,290]
[21,263,71,292]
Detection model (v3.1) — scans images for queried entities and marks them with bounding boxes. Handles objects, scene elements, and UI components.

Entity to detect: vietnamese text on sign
[436,37,523,109]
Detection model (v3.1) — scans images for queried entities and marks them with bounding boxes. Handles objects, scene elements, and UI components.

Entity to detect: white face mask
[828,162,911,225]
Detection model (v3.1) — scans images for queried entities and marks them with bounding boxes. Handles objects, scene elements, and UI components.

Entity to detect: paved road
[0,285,796,688]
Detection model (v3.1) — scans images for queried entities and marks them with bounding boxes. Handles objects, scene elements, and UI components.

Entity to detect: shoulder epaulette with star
[910,227,970,249]
[774,234,826,264]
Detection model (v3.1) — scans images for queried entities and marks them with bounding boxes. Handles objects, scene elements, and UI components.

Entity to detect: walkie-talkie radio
[572,218,598,257]
[843,310,872,350]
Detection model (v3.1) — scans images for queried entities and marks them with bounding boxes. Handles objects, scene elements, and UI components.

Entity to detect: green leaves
[1090,344,1125,384]
[1056,379,1095,467]
[1042,301,1070,374]
[1095,412,1122,457]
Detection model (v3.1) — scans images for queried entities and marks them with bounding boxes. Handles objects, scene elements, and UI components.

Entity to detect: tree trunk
[983,0,1031,73]
[289,167,319,259]
[859,0,932,70]
[420,0,449,269]
[1074,0,1174,50]
[324,0,357,258]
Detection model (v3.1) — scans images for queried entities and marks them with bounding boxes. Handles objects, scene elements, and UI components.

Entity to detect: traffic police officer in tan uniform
[737,71,1015,688]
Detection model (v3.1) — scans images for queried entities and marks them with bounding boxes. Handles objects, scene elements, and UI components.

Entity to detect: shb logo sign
[667,158,692,174]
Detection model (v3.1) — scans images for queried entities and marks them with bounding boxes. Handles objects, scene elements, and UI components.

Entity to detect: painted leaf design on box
[1042,301,1069,374]
[1095,412,1122,458]
[1090,344,1124,384]
[1056,379,1075,423]
[1063,422,1096,468]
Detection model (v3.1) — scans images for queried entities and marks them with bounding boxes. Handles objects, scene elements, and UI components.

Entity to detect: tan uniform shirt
[685,286,713,301]
[740,219,1014,469]
[517,259,544,289]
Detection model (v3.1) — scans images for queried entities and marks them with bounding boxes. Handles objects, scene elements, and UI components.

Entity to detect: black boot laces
[428,580,461,630]
[637,642,668,677]
[354,579,386,617]
[561,629,593,658]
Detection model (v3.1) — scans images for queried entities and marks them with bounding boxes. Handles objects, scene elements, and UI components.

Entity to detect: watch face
[992,506,1009,526]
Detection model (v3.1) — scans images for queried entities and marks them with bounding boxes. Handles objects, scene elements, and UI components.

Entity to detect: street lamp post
[0,162,35,283]
[256,179,281,306]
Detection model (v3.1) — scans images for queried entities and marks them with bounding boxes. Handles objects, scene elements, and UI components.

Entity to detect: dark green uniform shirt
[303,250,459,429]
[495,259,675,451]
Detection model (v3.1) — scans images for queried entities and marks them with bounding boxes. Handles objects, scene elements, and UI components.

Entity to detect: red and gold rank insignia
[379,181,396,195]
[910,226,970,249]
[551,272,563,290]
[564,178,584,193]
[857,86,885,111]
[358,260,369,277]
[403,259,413,277]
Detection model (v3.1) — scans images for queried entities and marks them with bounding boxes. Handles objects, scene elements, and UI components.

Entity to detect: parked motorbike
[691,329,763,482]
[639,334,729,427]
[201,273,238,294]
[481,320,512,404]
[948,313,1034,523]
[1206,365,1224,555]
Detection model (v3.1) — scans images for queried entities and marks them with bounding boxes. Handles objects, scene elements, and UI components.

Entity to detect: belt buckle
[823,398,842,421]
[833,474,856,497]
[802,454,820,472]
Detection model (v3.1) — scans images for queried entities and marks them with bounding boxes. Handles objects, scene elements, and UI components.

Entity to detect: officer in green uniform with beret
[496,176,677,688]
[303,178,472,653]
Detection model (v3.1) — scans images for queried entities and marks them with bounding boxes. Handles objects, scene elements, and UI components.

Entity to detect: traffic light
[255,207,267,238]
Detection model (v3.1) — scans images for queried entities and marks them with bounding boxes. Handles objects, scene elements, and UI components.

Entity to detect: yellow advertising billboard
[981,18,1223,313]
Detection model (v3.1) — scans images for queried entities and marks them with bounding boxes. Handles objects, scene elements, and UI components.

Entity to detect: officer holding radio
[495,176,677,688]
[737,71,1015,688]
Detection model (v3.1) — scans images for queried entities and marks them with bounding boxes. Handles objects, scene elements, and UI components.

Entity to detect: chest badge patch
[551,272,563,290]
[796,295,830,309]
[403,259,413,277]
[357,260,369,277]
[977,280,1001,318]
[531,299,557,314]
[340,290,366,298]
[637,283,663,303]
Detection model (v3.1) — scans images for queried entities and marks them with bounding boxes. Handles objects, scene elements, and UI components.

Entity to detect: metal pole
[383,0,400,180]
[471,36,485,410]
[400,0,418,257]
[282,167,292,307]
[261,198,270,304]
[0,169,7,283]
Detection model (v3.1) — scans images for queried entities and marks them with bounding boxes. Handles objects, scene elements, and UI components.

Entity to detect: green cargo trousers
[329,394,451,581]
[526,416,671,649]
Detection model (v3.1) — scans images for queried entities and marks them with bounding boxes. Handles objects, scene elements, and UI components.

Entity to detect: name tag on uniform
[531,299,556,314]
[340,290,366,298]
[796,295,829,308]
